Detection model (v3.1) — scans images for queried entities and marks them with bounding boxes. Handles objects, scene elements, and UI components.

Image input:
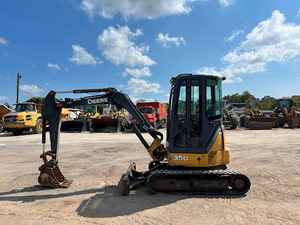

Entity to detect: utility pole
[16,73,22,104]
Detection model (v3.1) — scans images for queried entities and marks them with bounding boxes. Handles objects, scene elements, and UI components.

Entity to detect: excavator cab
[166,74,229,168]
[277,98,293,109]
[168,75,222,151]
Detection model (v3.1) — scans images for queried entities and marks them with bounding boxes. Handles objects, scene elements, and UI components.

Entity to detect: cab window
[191,80,200,116]
[15,104,35,112]
[206,79,222,119]
[177,81,187,117]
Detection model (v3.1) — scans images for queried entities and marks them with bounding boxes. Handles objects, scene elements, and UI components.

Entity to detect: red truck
[136,102,167,128]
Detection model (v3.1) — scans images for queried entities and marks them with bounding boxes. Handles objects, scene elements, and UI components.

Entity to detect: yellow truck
[2,102,42,135]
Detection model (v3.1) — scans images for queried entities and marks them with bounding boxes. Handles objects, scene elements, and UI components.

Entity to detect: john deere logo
[87,98,107,105]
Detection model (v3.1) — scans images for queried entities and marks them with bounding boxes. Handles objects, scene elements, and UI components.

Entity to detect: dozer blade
[117,162,147,196]
[38,153,72,188]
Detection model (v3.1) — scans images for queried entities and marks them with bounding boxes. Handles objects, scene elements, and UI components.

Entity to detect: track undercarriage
[118,162,251,196]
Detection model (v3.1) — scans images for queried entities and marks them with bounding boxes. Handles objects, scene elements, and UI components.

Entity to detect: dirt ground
[0,129,299,225]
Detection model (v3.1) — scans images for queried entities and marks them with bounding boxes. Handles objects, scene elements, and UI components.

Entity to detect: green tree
[26,97,44,104]
[240,91,256,104]
[223,93,242,103]
[292,96,300,108]
[223,91,256,104]
[257,96,277,110]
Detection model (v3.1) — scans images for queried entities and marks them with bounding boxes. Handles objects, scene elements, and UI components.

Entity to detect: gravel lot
[0,129,299,225]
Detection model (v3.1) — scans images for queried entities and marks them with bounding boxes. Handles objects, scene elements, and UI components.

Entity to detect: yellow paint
[3,111,41,129]
[167,131,230,167]
[147,137,166,160]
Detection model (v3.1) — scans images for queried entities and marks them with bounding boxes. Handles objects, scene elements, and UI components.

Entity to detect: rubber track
[147,169,251,195]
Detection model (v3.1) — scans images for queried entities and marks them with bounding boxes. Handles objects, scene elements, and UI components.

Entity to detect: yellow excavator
[38,74,251,195]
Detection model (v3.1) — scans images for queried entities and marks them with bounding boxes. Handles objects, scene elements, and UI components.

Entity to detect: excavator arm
[38,88,167,189]
[42,88,166,162]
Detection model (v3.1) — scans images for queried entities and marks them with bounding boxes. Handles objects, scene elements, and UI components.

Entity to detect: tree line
[224,91,300,110]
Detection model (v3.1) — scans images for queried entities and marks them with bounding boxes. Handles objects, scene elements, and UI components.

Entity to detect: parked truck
[136,102,167,129]
[2,102,42,135]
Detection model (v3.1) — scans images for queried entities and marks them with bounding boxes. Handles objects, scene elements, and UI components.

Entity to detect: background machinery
[135,101,167,129]
[273,98,300,128]
[222,101,239,130]
[2,102,43,135]
[90,103,129,132]
[243,101,276,130]
[38,74,251,195]
[60,99,129,133]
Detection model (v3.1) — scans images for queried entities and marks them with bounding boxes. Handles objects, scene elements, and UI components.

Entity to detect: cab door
[167,75,223,154]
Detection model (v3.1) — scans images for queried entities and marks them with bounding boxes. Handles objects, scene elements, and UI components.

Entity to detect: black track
[147,168,251,195]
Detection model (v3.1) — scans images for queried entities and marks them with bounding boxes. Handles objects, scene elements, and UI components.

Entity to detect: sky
[1,0,300,104]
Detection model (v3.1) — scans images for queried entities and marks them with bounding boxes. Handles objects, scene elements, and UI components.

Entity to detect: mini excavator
[38,74,251,195]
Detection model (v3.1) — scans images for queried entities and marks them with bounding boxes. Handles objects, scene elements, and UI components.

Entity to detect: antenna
[16,73,22,104]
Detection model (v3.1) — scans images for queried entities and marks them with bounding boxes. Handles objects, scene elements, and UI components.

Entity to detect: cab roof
[172,74,226,81]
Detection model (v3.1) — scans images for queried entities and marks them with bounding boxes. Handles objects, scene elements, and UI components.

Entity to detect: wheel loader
[273,98,300,128]
[38,74,251,195]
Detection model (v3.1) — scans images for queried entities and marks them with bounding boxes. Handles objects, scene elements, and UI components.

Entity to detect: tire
[230,117,239,129]
[239,116,246,127]
[34,119,42,134]
[116,118,122,133]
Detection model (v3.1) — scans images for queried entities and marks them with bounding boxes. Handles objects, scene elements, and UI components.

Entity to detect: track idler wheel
[38,152,72,188]
[230,175,251,194]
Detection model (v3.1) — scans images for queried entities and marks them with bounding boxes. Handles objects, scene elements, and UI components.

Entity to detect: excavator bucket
[246,116,276,130]
[38,152,72,188]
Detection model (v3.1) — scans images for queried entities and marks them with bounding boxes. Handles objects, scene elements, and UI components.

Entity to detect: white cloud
[225,30,244,42]
[70,45,101,65]
[156,33,186,47]
[0,37,8,45]
[124,67,151,78]
[0,96,8,103]
[20,84,43,96]
[199,10,300,83]
[218,0,234,7]
[98,26,156,67]
[197,67,221,76]
[127,78,160,94]
[196,67,243,83]
[47,63,61,70]
[80,0,192,20]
